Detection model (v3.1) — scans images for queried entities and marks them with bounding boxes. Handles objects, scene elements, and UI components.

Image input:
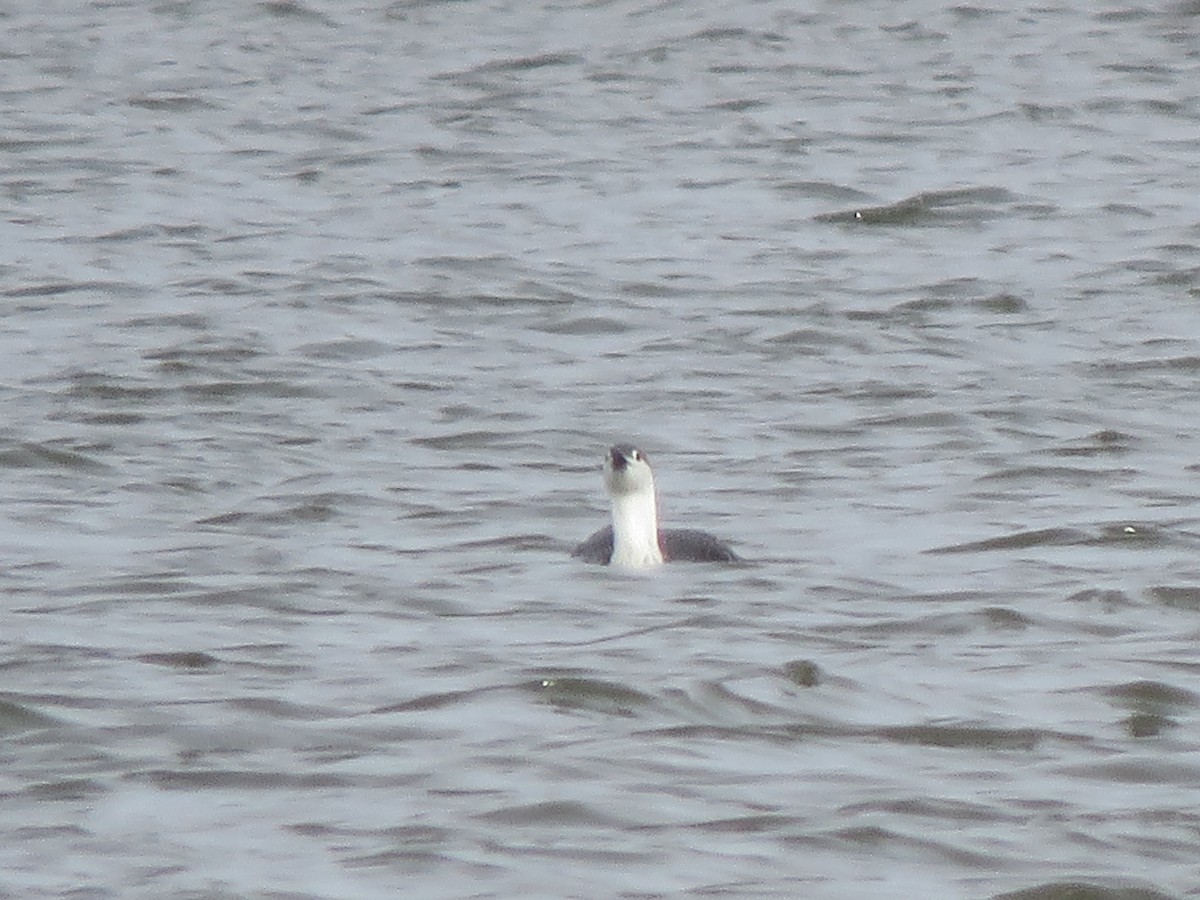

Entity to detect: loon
[571,444,739,568]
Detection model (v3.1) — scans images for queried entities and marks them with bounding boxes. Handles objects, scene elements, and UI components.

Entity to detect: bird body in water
[572,445,738,568]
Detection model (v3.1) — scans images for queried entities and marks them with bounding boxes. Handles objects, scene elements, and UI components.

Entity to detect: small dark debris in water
[783,660,821,687]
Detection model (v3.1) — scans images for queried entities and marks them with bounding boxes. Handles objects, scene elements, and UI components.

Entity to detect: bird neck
[609,487,663,568]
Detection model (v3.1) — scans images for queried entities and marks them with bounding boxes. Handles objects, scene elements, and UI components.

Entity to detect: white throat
[609,484,663,569]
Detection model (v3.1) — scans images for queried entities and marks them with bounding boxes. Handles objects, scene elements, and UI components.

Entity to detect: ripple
[877,723,1048,752]
[0,441,110,472]
[4,1,1200,896]
[529,677,659,718]
[814,187,1018,225]
[925,523,1180,554]
[136,651,221,670]
[1057,757,1200,784]
[992,881,1177,900]
[0,699,61,734]
[475,800,626,828]
[1147,586,1200,612]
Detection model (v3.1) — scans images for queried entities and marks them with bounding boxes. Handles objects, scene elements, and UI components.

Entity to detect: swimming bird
[572,444,739,568]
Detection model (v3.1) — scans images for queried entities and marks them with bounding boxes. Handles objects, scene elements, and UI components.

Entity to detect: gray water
[3,1,1200,897]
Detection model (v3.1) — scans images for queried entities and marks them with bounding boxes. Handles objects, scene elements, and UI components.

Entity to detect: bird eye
[631,450,642,460]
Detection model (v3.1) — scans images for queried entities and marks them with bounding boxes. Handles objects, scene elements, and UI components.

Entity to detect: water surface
[3,1,1200,897]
